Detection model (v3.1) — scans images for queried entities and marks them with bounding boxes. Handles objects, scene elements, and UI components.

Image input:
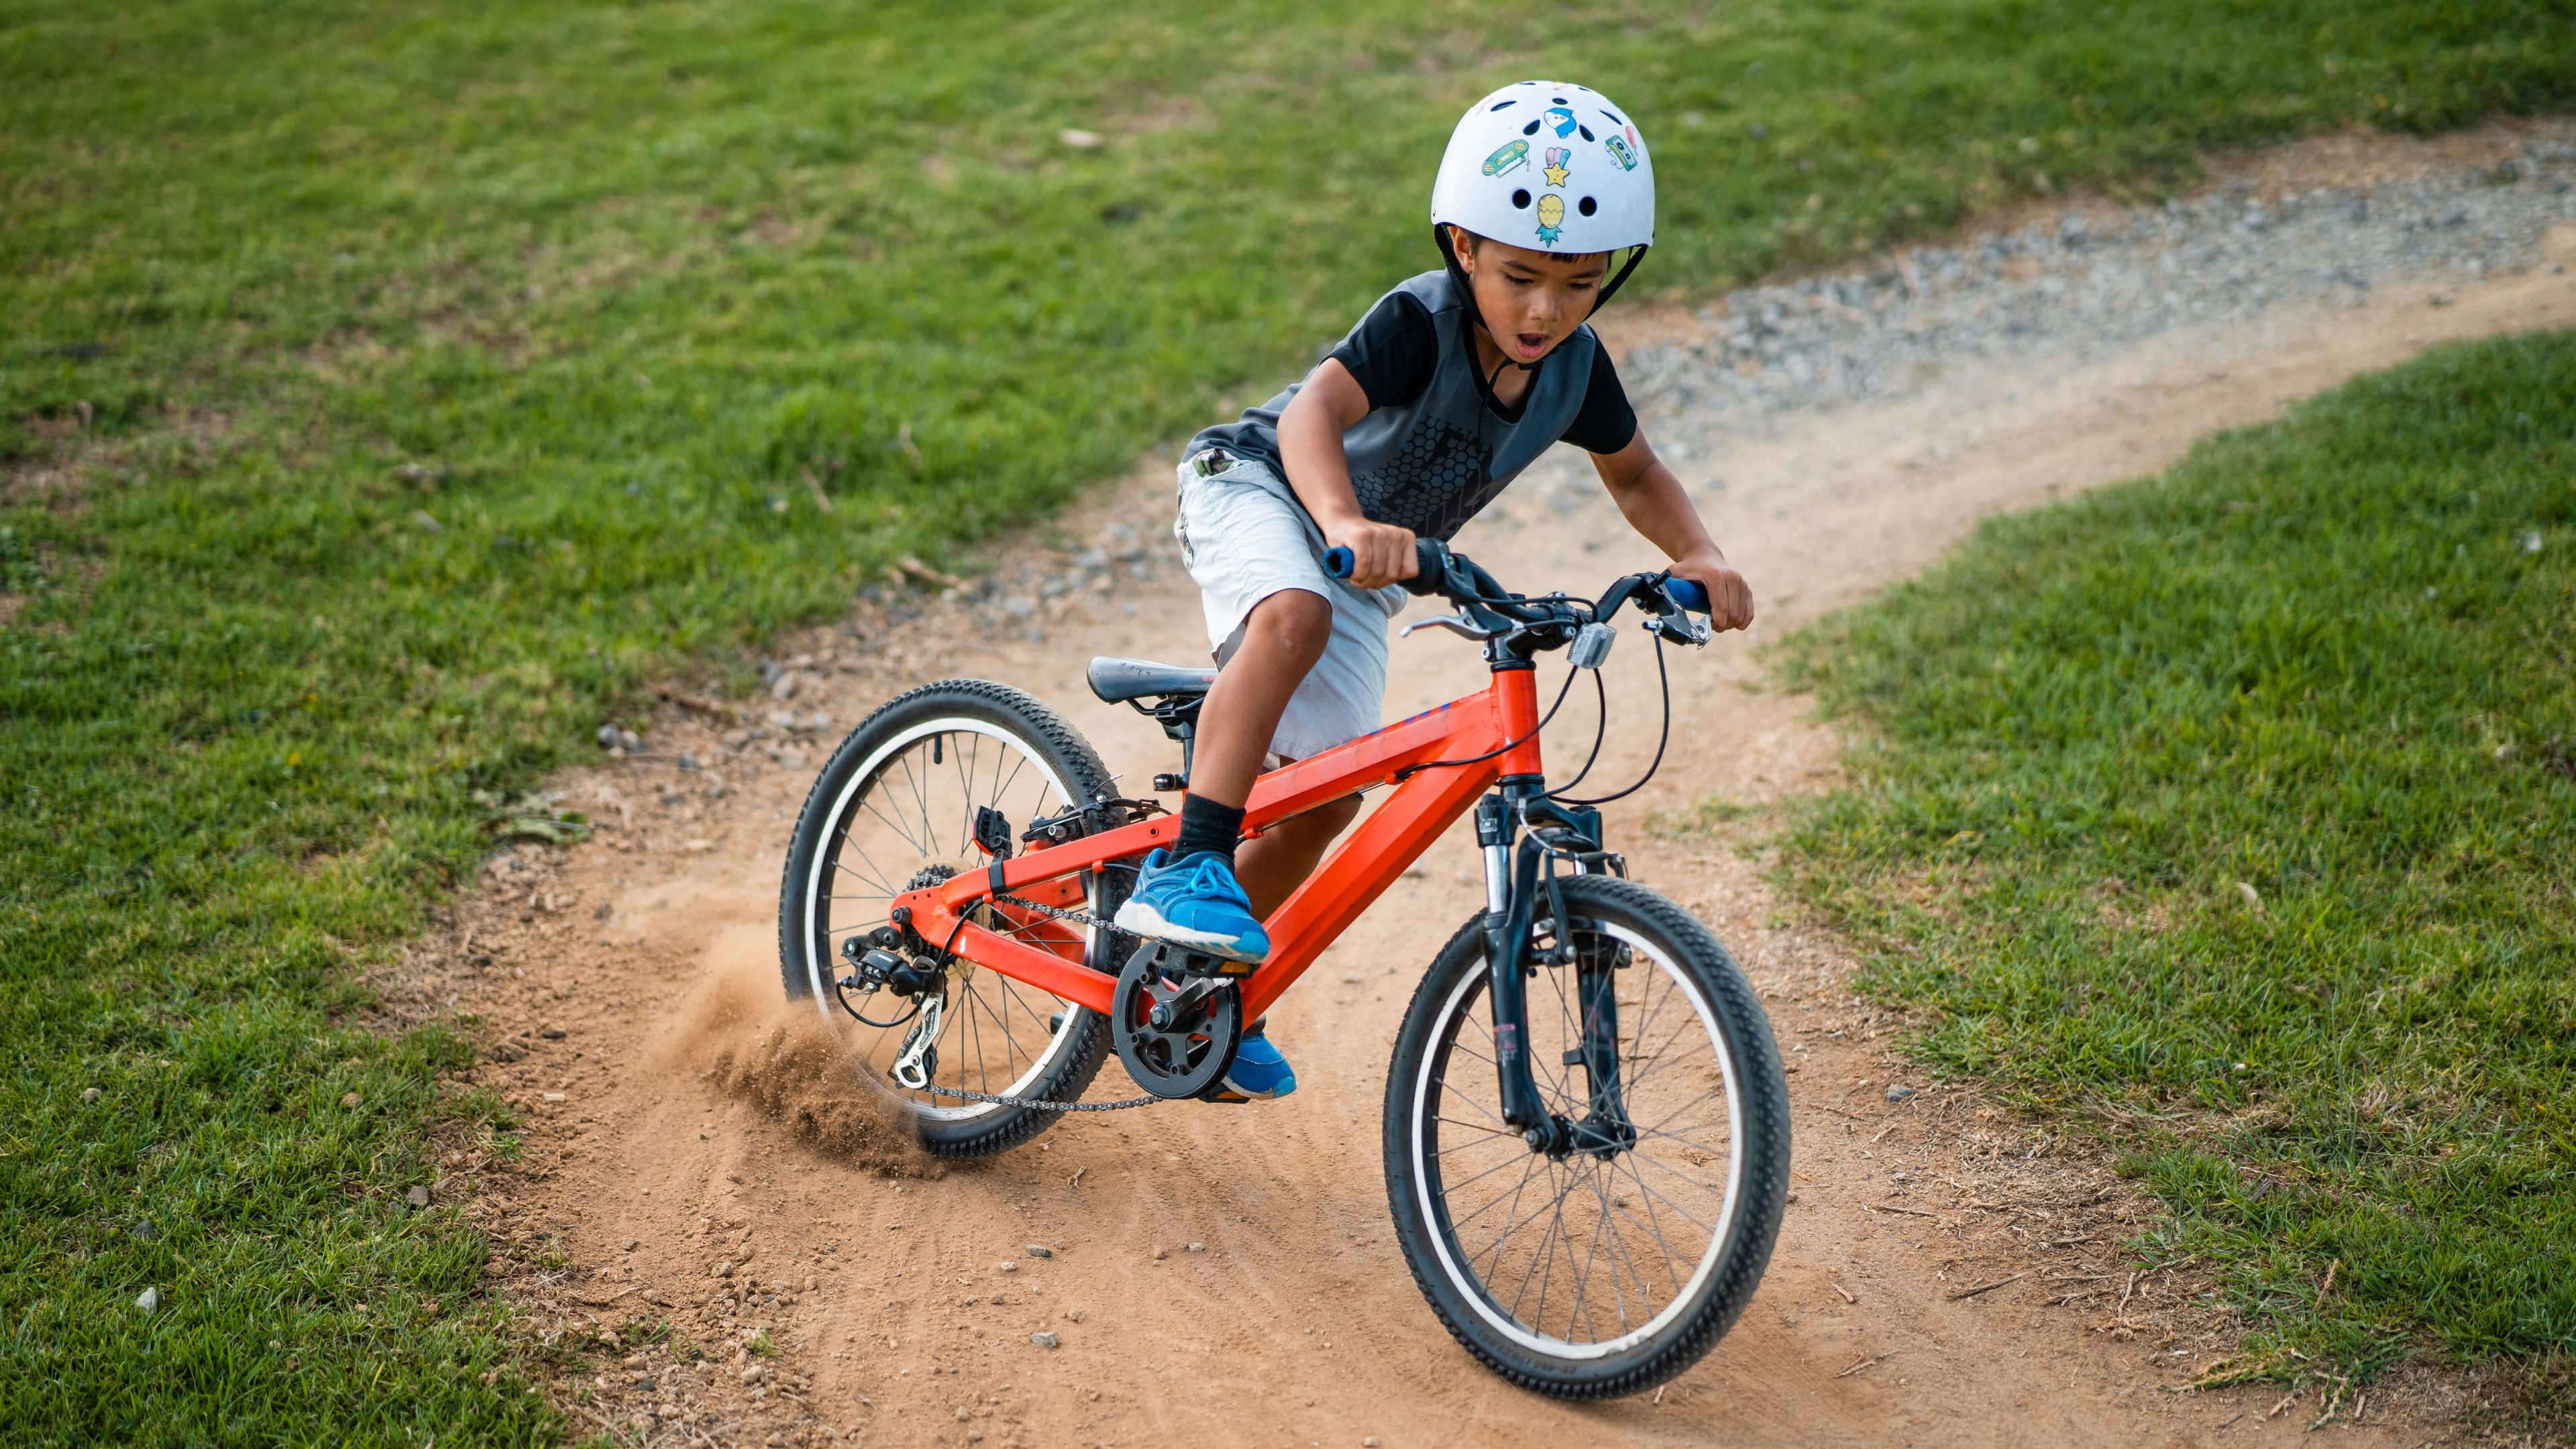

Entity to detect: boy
[1113,82,1756,1097]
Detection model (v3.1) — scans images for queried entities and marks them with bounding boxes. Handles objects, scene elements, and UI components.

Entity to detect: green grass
[1772,331,2576,1397]
[5,0,2574,1441]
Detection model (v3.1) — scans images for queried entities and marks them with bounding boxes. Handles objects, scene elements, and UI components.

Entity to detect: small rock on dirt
[1151,1245,1167,1260]
[407,1185,432,1210]
[1186,1242,1205,1252]
[486,1042,524,1063]
[998,1260,1017,1273]
[1884,1084,1916,1102]
[540,1026,566,1039]
[1025,1244,1053,1258]
[596,724,621,749]
[1030,1332,1061,1349]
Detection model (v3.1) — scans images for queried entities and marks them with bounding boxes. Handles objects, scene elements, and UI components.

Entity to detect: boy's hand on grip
[1324,519,1420,589]
[1668,552,1754,632]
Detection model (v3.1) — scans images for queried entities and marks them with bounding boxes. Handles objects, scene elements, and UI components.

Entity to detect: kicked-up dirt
[384,128,2576,1448]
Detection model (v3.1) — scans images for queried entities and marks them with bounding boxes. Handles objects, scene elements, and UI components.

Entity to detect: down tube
[1239,759,1499,1022]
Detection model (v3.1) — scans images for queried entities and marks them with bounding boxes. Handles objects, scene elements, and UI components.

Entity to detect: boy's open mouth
[1512,331,1551,358]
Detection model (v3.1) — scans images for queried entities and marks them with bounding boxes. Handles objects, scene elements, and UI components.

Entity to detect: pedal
[1169,945,1256,979]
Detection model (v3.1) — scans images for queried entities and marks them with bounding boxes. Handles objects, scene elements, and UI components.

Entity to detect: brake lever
[1645,612,1712,647]
[1400,612,1504,643]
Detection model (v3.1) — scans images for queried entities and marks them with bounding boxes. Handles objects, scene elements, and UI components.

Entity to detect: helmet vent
[1511,189,1532,209]
[1488,99,1517,111]
[1577,125,1595,142]
[1521,118,1541,136]
[1600,109,1625,125]
[1577,196,1598,216]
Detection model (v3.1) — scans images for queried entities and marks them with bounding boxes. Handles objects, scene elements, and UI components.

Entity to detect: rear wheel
[777,679,1130,1159]
[1383,874,1790,1397]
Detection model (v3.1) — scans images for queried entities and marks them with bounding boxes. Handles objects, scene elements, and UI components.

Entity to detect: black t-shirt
[1328,290,1639,455]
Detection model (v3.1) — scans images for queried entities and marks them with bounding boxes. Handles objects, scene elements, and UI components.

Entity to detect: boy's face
[1450,231,1612,366]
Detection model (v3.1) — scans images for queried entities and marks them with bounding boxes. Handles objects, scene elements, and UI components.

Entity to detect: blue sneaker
[1113,849,1270,963]
[1222,1025,1298,1100]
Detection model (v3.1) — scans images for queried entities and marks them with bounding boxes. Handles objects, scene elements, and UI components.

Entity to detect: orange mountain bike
[777,539,1788,1397]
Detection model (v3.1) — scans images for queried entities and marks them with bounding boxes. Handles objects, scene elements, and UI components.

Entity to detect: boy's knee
[1248,588,1335,662]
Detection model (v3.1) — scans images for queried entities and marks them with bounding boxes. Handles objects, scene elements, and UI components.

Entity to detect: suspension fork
[1480,784,1571,1155]
[1480,787,1631,1157]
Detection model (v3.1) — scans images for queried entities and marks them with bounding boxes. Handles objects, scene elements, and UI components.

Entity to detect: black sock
[1173,794,1245,865]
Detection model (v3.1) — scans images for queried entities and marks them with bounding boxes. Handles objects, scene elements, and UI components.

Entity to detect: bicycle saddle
[1085,657,1217,704]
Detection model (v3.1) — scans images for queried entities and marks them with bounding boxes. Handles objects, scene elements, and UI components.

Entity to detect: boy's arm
[1590,430,1756,632]
[1276,359,1419,588]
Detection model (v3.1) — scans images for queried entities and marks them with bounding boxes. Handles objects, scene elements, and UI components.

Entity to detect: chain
[914,1081,1163,1112]
[989,890,1138,938]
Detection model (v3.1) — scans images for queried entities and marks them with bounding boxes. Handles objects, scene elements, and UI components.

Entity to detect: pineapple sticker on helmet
[1535,193,1564,246]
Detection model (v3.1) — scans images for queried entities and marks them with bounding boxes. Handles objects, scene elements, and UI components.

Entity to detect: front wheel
[1383,874,1790,1398]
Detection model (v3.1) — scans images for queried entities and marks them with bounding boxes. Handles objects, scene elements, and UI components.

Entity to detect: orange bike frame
[890,665,1548,1021]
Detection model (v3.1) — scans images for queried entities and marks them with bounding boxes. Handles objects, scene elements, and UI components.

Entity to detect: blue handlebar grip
[1664,576,1711,613]
[1322,545,1354,579]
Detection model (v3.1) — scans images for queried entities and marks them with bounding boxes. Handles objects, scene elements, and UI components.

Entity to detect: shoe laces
[1159,852,1251,908]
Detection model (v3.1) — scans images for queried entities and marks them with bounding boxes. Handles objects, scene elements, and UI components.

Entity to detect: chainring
[1110,943,1243,1100]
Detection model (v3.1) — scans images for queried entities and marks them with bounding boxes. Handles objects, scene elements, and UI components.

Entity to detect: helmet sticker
[1544,105,1578,138]
[1603,133,1639,171]
[1536,193,1564,246]
[1481,139,1530,177]
[1542,147,1572,187]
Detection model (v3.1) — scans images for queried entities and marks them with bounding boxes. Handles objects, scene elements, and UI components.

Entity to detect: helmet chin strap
[1434,224,1652,385]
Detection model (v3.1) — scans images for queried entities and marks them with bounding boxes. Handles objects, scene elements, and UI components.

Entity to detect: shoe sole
[1112,900,1267,963]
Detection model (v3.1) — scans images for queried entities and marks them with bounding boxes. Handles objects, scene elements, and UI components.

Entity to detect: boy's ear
[1448,225,1477,274]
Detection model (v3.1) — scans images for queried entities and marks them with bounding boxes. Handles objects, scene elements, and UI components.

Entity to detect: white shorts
[1173,453,1407,759]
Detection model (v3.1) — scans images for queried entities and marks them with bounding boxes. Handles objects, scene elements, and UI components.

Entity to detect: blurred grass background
[4,0,2573,1440]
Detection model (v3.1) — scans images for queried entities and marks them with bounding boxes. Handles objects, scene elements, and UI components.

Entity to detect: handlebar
[1322,541,1711,616]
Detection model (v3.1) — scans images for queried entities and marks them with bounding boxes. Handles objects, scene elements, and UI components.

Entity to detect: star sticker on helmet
[1542,146,1572,187]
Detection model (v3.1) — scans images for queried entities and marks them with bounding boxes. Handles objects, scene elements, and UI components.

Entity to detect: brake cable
[1545,666,1612,797]
[1548,628,1672,807]
[1398,662,1582,776]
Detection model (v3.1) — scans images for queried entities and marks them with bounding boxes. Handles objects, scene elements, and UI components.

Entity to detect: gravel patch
[1617,127,2576,439]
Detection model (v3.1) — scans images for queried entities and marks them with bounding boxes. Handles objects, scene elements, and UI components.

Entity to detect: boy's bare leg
[1189,590,1332,809]
[1236,797,1363,917]
[1188,589,1360,914]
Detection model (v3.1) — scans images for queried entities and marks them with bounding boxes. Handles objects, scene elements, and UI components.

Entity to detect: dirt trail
[391,178,2576,1447]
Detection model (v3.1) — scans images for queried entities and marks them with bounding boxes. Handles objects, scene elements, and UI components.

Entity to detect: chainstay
[915,892,1156,1109]
[915,1081,1160,1112]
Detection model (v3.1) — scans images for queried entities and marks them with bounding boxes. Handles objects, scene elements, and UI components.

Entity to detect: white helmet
[1430,80,1655,262]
